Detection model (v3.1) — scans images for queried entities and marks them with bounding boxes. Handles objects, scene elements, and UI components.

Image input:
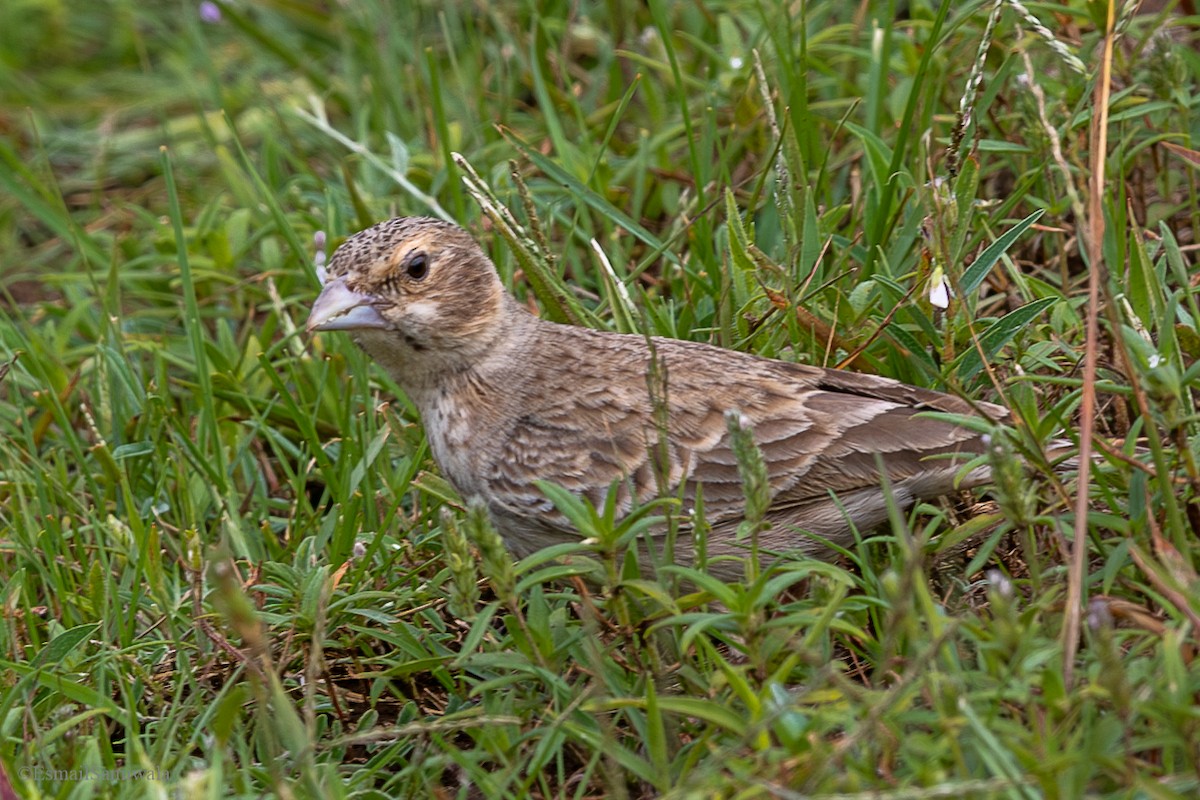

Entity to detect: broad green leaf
[961,209,1045,296]
[955,296,1059,380]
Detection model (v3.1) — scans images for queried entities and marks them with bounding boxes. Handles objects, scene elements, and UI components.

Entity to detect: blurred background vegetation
[2,0,1199,797]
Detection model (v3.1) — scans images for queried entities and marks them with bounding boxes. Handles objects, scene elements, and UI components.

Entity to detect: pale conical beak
[307,276,390,332]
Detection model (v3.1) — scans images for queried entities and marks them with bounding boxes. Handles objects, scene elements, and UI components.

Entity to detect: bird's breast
[418,372,513,500]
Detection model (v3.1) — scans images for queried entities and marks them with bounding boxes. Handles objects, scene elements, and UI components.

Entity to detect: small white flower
[929,275,950,309]
[729,56,744,69]
[314,230,329,284]
[1148,353,1163,369]
[1087,597,1112,631]
[986,568,1013,599]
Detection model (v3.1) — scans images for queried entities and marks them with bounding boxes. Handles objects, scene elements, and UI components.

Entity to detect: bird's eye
[406,252,429,281]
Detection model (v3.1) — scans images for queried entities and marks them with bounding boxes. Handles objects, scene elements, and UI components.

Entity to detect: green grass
[2,0,1200,797]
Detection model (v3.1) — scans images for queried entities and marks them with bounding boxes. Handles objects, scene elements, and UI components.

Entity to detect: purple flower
[199,1,222,24]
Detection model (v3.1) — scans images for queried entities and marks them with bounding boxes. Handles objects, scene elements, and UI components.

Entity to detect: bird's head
[306,217,510,384]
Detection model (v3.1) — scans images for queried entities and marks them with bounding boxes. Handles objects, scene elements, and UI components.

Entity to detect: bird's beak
[307,276,390,332]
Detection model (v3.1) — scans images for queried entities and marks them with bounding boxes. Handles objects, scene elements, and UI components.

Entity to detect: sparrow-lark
[307,217,1004,578]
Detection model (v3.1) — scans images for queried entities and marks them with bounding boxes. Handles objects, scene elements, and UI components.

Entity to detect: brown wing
[480,328,1001,541]
[662,353,1001,523]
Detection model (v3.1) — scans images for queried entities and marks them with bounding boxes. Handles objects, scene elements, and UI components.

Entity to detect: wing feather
[476,327,1003,548]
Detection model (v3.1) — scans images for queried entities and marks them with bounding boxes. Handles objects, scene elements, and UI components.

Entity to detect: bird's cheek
[395,301,445,342]
[400,300,442,326]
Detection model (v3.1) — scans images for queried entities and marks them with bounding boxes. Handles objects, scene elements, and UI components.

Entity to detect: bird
[306,216,1007,580]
